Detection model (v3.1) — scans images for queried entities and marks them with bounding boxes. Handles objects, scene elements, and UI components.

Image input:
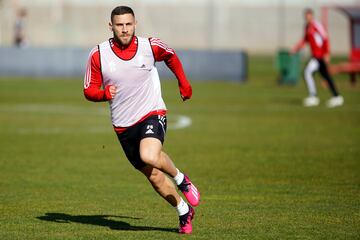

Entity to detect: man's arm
[83,47,115,101]
[149,38,192,101]
[313,21,330,61]
[291,31,307,54]
[292,38,306,53]
[291,25,308,54]
[322,38,330,62]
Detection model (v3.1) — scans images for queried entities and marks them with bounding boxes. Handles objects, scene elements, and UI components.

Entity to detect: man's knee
[140,149,161,166]
[147,169,165,188]
[305,67,315,78]
[139,138,162,167]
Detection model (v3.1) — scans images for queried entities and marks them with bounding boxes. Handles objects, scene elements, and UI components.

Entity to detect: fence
[0,47,247,81]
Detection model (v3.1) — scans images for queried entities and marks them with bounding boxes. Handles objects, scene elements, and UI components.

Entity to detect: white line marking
[0,103,107,115]
[168,115,192,130]
[0,104,192,134]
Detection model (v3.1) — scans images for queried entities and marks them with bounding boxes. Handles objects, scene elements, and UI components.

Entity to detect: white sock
[175,198,189,216]
[173,168,184,185]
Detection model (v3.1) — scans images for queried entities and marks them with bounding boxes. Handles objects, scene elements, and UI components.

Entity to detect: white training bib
[99,37,166,127]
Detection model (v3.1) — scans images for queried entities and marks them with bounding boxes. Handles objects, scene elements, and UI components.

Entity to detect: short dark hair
[111,6,135,22]
[304,8,313,15]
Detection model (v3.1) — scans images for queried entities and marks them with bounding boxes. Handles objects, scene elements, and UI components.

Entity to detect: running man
[83,6,200,234]
[292,8,344,108]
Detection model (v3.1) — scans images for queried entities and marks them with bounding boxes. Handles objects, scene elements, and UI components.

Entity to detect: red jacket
[293,20,330,59]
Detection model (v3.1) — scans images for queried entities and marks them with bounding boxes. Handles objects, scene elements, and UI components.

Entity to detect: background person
[13,7,28,47]
[292,8,343,108]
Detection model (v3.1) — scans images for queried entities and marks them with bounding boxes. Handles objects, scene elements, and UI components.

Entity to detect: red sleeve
[83,46,112,102]
[323,38,330,56]
[292,26,308,53]
[313,21,330,55]
[149,38,192,100]
[293,39,306,53]
[293,34,306,53]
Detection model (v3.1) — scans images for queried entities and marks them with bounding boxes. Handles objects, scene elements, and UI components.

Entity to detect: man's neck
[113,35,135,50]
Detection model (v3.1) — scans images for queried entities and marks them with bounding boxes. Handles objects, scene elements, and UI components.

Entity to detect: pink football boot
[179,205,195,234]
[178,175,200,207]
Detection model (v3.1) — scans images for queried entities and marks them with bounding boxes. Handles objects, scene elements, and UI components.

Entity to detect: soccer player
[292,8,344,108]
[13,7,28,48]
[83,6,200,234]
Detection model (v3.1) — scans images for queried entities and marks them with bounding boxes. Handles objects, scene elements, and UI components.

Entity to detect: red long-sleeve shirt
[293,20,330,59]
[83,36,192,102]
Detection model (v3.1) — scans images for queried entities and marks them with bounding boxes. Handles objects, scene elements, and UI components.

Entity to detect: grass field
[0,56,359,239]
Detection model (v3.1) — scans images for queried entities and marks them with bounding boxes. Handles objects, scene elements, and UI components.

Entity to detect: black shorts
[116,115,167,169]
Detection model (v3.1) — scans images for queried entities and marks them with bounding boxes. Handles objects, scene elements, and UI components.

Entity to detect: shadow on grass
[37,213,177,233]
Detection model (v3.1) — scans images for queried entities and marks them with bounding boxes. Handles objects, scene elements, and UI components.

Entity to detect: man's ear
[134,20,137,30]
[108,22,113,32]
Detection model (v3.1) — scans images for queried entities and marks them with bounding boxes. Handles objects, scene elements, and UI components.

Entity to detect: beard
[114,32,134,47]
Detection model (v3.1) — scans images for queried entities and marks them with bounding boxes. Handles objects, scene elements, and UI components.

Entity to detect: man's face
[305,12,313,24]
[109,13,136,46]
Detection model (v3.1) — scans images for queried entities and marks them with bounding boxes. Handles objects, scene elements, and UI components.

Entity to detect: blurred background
[0,0,357,53]
[0,0,360,54]
[1,0,359,81]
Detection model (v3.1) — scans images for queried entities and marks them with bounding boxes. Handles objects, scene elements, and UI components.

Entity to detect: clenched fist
[105,85,117,100]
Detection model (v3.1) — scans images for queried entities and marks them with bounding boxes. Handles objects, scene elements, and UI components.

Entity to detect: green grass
[0,56,359,239]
